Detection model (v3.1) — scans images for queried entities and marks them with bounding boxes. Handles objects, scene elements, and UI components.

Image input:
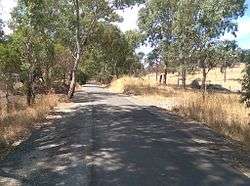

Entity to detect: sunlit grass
[109,76,175,96]
[173,93,250,145]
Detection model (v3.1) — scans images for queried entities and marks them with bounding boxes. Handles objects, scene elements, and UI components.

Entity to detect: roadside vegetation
[0,94,60,156]
[0,0,143,155]
[110,76,250,146]
[110,76,175,96]
[1,0,250,155]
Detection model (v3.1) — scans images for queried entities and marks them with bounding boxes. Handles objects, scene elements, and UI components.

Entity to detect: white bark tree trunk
[68,0,81,99]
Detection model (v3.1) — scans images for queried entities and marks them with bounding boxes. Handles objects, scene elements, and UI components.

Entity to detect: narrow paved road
[0,84,249,186]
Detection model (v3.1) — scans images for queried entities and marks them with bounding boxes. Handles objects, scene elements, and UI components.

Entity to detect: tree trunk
[114,62,119,79]
[224,68,227,83]
[163,68,167,85]
[202,67,207,100]
[159,74,163,84]
[68,0,81,99]
[177,72,180,87]
[155,63,159,82]
[68,56,80,99]
[27,66,35,106]
[116,73,119,79]
[182,68,187,89]
[5,84,11,113]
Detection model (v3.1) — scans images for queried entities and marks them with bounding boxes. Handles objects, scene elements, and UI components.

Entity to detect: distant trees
[139,0,246,95]
[146,49,161,81]
[80,25,142,83]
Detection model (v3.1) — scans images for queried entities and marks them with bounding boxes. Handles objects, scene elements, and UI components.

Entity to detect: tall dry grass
[109,76,175,96]
[174,93,250,144]
[109,76,250,146]
[0,94,60,149]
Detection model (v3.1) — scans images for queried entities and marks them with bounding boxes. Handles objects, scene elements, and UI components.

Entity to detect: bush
[190,79,201,89]
[77,71,88,85]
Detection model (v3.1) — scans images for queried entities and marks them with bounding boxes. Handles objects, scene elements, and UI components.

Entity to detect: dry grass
[145,63,245,92]
[173,93,250,145]
[109,76,175,96]
[0,94,60,148]
[109,76,250,146]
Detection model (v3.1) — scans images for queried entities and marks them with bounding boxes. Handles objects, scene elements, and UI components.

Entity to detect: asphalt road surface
[0,84,249,186]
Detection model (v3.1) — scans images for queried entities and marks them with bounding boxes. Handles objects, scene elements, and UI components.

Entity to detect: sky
[1,0,250,53]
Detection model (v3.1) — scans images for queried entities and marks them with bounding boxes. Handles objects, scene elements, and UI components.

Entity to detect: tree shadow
[88,103,250,186]
[0,86,249,186]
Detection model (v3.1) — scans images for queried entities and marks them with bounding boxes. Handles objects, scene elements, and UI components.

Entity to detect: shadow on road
[0,86,249,186]
[88,103,250,186]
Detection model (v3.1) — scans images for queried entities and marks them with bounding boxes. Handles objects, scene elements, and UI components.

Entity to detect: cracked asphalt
[0,84,249,186]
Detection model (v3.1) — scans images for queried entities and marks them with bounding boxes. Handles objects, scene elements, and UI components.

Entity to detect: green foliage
[80,24,142,83]
[242,64,250,107]
[0,19,4,41]
[113,0,145,8]
[241,49,250,64]
[76,71,88,85]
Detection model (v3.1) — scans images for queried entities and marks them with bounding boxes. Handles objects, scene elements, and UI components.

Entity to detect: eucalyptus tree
[196,41,239,94]
[170,0,200,88]
[193,0,245,94]
[10,0,57,105]
[53,0,144,98]
[138,0,197,87]
[219,40,240,82]
[146,49,162,81]
[138,0,177,80]
[0,38,22,110]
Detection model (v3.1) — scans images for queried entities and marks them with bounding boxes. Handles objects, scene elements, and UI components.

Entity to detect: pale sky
[1,0,250,53]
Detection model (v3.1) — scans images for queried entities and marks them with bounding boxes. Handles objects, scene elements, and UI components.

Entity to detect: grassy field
[145,63,245,92]
[109,75,250,147]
